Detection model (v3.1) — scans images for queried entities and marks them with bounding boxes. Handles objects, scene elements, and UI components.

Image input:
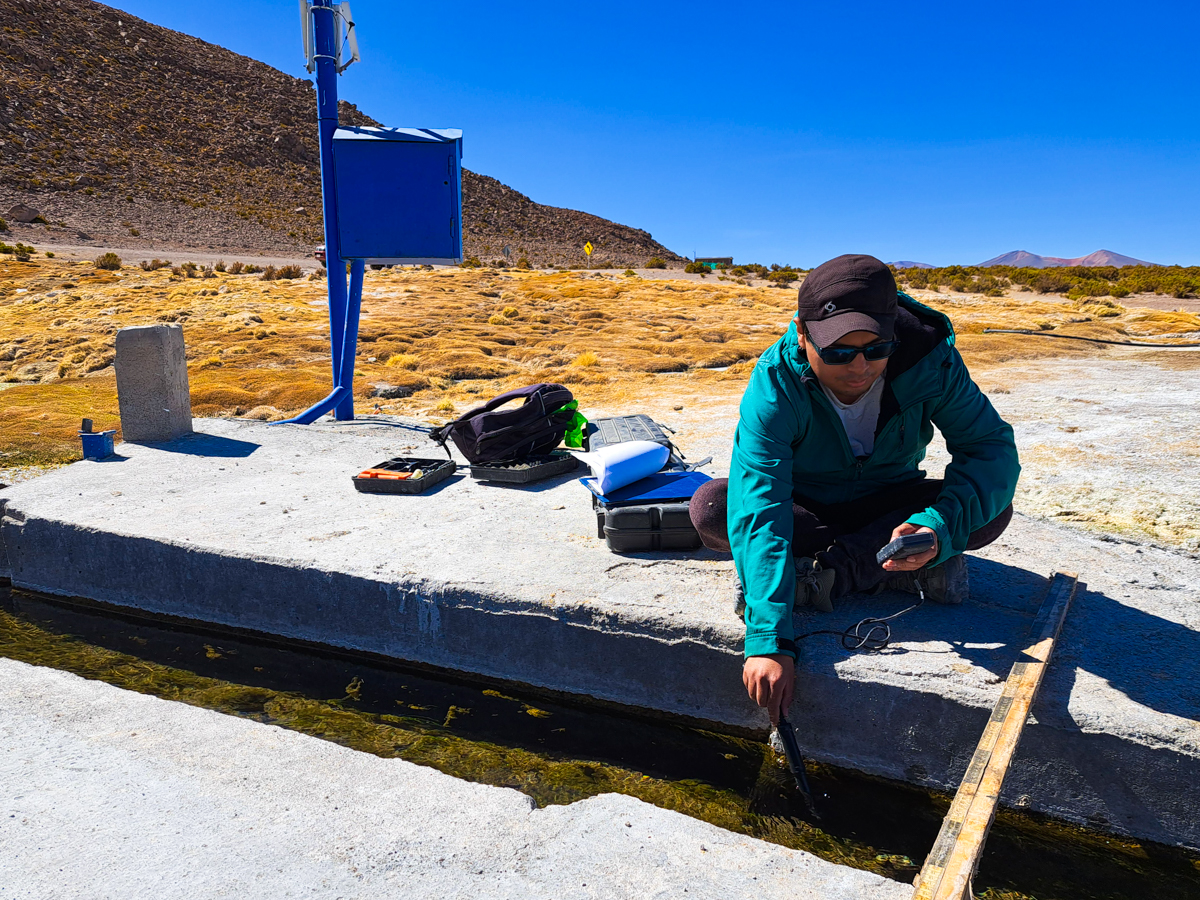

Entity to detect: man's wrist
[904,513,949,563]
[744,631,797,660]
[744,653,794,672]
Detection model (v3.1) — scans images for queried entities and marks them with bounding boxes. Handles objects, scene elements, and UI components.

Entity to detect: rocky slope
[0,0,682,267]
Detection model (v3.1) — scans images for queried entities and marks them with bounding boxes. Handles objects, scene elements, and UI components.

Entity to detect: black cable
[309,416,435,433]
[794,580,926,651]
[981,328,1200,348]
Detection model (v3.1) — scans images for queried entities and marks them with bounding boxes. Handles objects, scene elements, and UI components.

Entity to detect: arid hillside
[0,0,683,267]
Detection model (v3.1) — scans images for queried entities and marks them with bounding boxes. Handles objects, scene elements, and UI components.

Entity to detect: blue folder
[580,470,712,507]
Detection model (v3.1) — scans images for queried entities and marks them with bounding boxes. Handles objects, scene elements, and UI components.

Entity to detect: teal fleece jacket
[729,294,1020,660]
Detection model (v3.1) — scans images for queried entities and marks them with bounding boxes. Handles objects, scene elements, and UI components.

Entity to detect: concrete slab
[0,658,907,900]
[1,417,1198,850]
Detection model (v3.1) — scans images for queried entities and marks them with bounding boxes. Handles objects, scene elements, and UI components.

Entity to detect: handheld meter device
[875,531,936,566]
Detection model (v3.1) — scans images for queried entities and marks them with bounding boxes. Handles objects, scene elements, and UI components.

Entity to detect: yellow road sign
[584,242,594,256]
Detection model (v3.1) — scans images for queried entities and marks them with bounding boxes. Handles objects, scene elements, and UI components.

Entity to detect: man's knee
[965,504,1013,552]
[690,477,730,553]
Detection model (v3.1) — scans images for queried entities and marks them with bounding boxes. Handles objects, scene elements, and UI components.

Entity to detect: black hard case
[468,451,578,484]
[585,414,701,552]
[595,502,702,552]
[352,457,456,494]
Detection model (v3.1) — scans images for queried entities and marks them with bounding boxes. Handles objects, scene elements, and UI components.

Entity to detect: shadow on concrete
[134,432,260,458]
[965,555,1050,615]
[802,555,1200,843]
[1044,581,1200,725]
[1012,576,1200,842]
[418,473,465,496]
[795,554,1046,680]
[796,565,1200,845]
[964,557,1198,723]
[472,469,584,494]
[609,546,728,562]
[309,416,435,435]
[92,453,131,463]
[809,554,1200,724]
[798,647,1200,848]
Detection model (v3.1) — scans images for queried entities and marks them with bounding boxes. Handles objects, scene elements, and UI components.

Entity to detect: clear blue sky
[111,0,1200,266]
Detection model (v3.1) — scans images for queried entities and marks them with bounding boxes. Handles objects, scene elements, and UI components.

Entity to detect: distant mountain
[889,260,936,269]
[1068,249,1158,268]
[979,250,1057,267]
[977,249,1159,268]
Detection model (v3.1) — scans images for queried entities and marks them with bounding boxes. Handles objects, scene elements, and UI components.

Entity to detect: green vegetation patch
[898,264,1200,300]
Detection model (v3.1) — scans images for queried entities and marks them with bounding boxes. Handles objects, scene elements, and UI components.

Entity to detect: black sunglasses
[804,328,900,366]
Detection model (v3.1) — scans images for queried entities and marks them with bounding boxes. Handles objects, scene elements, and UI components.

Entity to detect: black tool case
[468,451,578,484]
[595,501,701,552]
[352,457,456,495]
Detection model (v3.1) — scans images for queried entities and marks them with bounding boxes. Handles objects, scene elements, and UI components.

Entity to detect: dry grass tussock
[2,259,1198,468]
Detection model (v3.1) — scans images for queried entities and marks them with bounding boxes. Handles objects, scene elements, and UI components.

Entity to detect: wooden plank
[913,571,1078,900]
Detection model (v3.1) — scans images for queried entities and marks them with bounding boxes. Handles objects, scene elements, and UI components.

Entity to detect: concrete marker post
[114,324,193,443]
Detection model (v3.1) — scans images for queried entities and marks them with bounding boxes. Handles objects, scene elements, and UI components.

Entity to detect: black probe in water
[775,713,821,819]
[772,552,935,819]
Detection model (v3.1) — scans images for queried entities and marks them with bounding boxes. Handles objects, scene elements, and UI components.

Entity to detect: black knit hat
[796,254,897,346]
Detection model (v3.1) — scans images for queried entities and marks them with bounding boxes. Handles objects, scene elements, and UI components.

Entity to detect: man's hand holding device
[878,524,938,572]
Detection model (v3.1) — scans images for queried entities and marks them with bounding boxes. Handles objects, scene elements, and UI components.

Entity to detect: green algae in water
[2,588,1198,900]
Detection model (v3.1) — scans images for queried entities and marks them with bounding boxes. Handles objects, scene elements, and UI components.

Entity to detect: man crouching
[689,254,1020,723]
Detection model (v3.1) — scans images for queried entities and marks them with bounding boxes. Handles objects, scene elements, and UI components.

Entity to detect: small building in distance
[695,257,733,270]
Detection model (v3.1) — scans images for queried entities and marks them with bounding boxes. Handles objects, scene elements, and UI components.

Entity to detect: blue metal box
[331,126,463,264]
[80,429,116,459]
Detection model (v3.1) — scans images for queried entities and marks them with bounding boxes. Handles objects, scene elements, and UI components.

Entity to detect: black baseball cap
[796,254,897,346]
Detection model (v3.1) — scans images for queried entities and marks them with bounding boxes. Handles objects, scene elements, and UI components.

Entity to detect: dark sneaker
[795,557,836,613]
[884,554,969,605]
[734,560,836,618]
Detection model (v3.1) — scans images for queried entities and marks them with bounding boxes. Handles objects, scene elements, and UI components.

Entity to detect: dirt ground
[940,358,1200,551]
[1,240,319,271]
[2,254,1198,551]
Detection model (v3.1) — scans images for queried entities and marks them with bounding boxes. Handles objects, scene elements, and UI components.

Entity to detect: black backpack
[429,383,575,464]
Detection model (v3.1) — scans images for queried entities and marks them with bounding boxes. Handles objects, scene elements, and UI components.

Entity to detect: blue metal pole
[335,259,365,418]
[277,0,355,426]
[314,0,350,415]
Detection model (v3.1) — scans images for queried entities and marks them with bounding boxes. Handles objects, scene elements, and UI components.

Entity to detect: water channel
[2,585,1196,899]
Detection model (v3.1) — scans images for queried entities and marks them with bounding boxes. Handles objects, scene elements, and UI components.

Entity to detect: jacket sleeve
[728,364,804,660]
[905,346,1020,566]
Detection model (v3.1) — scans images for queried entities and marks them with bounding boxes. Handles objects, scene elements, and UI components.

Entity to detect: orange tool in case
[357,468,413,480]
[352,457,455,494]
